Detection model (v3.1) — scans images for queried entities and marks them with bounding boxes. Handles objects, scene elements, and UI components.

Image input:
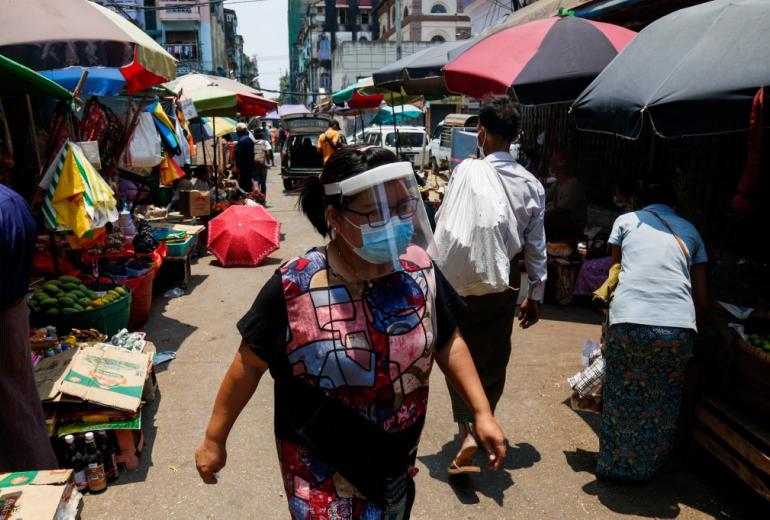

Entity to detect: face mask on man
[340,215,414,265]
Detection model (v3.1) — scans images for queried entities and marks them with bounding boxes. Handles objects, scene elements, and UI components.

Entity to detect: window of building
[360,11,369,25]
[430,34,446,43]
[320,73,331,91]
[390,7,395,25]
[431,3,448,14]
[338,8,347,25]
[359,36,368,42]
[404,7,409,19]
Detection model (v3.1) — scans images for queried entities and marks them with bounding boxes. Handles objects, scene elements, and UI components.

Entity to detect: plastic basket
[118,265,157,330]
[30,279,132,337]
[165,235,195,257]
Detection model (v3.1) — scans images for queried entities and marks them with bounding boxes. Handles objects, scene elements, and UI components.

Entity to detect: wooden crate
[693,396,770,502]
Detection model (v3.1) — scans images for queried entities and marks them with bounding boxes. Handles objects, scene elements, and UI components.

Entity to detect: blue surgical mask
[341,215,414,266]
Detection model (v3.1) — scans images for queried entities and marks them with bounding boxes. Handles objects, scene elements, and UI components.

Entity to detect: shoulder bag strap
[645,209,690,262]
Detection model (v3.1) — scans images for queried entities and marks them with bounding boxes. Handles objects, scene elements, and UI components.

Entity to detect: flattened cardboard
[0,470,74,520]
[57,347,151,412]
[33,348,77,401]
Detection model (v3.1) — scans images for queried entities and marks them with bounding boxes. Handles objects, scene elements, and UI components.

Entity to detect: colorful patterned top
[238,247,464,520]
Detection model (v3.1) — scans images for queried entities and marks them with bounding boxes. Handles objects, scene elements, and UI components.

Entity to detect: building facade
[331,40,434,92]
[374,0,471,42]
[293,1,376,106]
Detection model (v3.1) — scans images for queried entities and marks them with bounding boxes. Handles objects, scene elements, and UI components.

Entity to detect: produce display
[745,333,770,354]
[28,276,128,315]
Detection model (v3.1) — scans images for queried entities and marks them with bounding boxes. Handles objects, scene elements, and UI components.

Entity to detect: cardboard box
[0,470,77,520]
[180,190,211,217]
[35,346,155,412]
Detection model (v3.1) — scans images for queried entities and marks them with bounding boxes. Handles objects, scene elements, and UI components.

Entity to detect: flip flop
[447,446,481,475]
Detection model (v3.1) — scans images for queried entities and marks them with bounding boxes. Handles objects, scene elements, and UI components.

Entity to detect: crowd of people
[193,95,709,519]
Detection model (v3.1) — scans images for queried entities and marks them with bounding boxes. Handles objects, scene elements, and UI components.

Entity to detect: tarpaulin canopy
[372,39,477,96]
[0,0,176,93]
[163,72,276,117]
[572,0,770,138]
[371,104,423,125]
[444,15,635,104]
[0,54,71,100]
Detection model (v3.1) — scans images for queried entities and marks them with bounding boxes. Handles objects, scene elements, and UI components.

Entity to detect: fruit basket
[28,275,132,337]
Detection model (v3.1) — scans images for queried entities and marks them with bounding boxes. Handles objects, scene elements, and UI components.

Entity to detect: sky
[228,0,289,100]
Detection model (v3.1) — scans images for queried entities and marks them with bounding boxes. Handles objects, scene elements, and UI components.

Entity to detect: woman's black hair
[298,146,399,237]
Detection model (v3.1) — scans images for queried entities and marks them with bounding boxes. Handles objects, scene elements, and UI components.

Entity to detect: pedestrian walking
[597,182,709,482]
[196,147,506,519]
[0,184,58,472]
[435,95,547,474]
[318,120,343,164]
[253,135,271,201]
[234,122,255,194]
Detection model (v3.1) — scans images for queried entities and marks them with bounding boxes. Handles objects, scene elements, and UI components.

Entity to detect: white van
[362,126,428,167]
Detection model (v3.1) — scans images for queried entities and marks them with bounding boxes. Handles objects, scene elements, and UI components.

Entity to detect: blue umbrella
[39,67,126,97]
[371,104,422,125]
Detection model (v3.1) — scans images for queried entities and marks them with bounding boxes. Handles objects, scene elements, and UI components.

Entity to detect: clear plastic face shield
[325,162,437,273]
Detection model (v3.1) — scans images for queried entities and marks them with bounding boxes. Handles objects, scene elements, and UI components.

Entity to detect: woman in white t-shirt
[597,183,709,482]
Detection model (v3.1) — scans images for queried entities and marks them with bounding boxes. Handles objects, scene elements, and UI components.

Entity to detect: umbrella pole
[116,90,150,175]
[213,117,219,204]
[390,94,400,157]
[420,98,428,172]
[354,113,357,144]
[25,95,43,177]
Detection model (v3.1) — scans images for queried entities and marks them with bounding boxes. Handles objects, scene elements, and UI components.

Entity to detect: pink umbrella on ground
[207,205,281,267]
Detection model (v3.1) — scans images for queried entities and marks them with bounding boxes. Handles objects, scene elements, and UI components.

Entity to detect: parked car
[280,114,333,190]
[361,126,428,167]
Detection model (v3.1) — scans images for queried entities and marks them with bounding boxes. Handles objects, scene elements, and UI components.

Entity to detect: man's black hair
[478,95,520,141]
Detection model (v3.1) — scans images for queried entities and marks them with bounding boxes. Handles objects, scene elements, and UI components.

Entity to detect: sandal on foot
[448,446,481,475]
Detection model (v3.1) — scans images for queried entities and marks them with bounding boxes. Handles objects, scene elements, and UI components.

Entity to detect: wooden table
[149,222,205,290]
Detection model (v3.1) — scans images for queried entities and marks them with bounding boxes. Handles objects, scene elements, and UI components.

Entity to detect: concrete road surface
[82,166,767,519]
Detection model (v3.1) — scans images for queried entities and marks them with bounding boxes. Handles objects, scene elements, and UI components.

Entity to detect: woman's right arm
[195,342,268,484]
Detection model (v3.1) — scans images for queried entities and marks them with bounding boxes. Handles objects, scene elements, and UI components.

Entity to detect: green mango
[43,284,61,295]
[58,276,81,285]
[78,297,92,308]
[72,303,85,312]
[45,308,60,315]
[61,307,78,314]
[57,297,76,308]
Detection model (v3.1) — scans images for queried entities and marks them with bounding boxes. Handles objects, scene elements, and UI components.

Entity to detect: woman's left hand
[474,412,507,471]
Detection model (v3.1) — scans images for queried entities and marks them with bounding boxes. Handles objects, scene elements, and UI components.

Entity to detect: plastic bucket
[118,266,156,330]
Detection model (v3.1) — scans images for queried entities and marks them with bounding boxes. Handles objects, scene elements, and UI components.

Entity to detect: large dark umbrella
[444,15,635,104]
[372,39,478,96]
[573,0,770,139]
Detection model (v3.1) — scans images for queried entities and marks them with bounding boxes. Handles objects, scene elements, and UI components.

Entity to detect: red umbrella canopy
[444,16,636,105]
[208,205,281,267]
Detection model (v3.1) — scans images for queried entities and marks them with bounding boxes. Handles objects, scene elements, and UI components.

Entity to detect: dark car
[280,114,345,190]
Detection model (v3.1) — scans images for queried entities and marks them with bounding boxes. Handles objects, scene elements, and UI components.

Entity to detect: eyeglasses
[343,197,419,227]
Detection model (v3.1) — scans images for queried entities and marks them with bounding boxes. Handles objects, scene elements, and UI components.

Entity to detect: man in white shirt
[436,95,547,474]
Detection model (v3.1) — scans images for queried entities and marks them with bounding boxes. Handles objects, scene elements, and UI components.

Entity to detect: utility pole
[395,0,402,60]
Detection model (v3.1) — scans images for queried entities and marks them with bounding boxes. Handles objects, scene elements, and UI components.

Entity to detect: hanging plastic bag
[159,154,186,186]
[434,159,520,296]
[174,118,191,165]
[121,113,163,168]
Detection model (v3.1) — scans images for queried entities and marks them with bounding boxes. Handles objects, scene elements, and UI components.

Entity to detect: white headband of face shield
[323,162,414,197]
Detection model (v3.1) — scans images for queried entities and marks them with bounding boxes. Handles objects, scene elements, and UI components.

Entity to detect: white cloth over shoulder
[435,158,520,297]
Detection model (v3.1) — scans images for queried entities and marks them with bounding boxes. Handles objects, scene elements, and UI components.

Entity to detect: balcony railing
[158,1,202,22]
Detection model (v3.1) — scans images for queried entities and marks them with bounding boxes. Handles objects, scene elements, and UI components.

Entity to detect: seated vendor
[545,151,587,240]
[573,179,639,297]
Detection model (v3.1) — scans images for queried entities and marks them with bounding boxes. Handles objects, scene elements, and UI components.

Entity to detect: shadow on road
[562,397,601,435]
[541,304,604,326]
[563,447,765,519]
[207,256,284,268]
[418,440,541,507]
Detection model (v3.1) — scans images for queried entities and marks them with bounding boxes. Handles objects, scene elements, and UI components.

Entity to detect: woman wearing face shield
[195,146,507,519]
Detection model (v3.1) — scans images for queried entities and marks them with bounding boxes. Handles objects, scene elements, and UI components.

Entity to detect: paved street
[82,166,765,519]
